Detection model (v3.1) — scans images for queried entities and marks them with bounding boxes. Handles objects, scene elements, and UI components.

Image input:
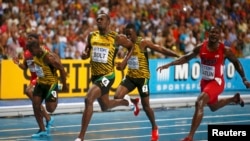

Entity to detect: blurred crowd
[1,0,250,61]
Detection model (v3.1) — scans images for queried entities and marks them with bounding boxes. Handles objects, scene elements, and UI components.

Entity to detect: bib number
[201,64,215,80]
[35,64,44,77]
[127,56,139,69]
[142,85,148,93]
[92,46,109,63]
[102,77,110,87]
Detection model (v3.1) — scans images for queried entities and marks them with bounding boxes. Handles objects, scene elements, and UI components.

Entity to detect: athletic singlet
[33,49,58,85]
[127,37,150,78]
[199,41,225,83]
[90,31,118,75]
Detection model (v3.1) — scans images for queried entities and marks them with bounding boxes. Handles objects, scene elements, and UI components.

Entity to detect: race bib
[92,46,109,63]
[51,90,57,98]
[127,56,139,69]
[26,60,36,72]
[201,64,215,80]
[35,64,44,77]
[102,77,110,87]
[142,85,148,93]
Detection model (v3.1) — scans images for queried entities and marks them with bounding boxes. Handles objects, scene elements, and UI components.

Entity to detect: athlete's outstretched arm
[141,39,180,58]
[225,47,250,88]
[156,46,200,73]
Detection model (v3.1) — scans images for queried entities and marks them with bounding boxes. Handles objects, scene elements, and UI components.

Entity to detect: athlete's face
[208,27,220,43]
[125,28,136,43]
[96,14,110,31]
[26,37,41,57]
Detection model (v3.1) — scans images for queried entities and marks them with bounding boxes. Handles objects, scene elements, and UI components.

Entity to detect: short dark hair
[125,23,136,31]
[26,40,39,50]
[27,33,39,40]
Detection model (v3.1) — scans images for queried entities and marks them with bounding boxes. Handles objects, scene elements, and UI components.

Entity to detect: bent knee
[33,103,41,111]
[114,94,123,99]
[195,100,205,109]
[84,97,95,105]
[46,106,57,113]
[100,106,109,111]
[208,105,217,112]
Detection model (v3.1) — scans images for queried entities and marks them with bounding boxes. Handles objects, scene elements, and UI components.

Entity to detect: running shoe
[151,128,159,141]
[182,137,193,141]
[132,98,140,116]
[31,130,48,138]
[74,138,82,141]
[46,116,54,133]
[234,93,244,107]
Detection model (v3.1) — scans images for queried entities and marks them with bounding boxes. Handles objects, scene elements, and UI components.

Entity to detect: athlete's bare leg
[32,95,46,131]
[77,85,102,140]
[26,84,51,121]
[141,96,158,130]
[114,85,130,99]
[98,94,128,111]
[208,93,244,111]
[186,93,209,140]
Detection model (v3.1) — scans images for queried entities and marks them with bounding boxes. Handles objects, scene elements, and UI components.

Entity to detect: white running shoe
[124,94,134,109]
[74,138,82,141]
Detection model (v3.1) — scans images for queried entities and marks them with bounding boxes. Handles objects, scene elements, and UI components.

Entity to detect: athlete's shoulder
[91,31,99,36]
[92,30,100,35]
[108,31,118,39]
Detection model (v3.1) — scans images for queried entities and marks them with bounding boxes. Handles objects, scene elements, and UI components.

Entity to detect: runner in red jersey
[13,46,54,135]
[157,26,250,141]
[199,41,225,105]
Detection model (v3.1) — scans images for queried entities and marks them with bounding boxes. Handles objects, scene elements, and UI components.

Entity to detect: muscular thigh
[33,83,59,102]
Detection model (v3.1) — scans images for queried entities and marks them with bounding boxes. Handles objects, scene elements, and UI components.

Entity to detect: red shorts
[200,78,225,105]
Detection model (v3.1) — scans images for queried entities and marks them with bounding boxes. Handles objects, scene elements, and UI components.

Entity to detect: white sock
[124,94,134,109]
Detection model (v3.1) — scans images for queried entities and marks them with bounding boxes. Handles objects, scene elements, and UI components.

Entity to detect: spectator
[242,34,250,58]
[184,31,196,54]
[6,30,23,58]
[0,45,7,60]
[0,0,248,59]
[52,35,67,59]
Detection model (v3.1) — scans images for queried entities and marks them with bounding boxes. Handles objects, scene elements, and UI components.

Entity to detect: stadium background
[0,0,250,99]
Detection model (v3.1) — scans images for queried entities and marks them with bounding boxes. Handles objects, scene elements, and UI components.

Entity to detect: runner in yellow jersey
[26,33,68,138]
[114,23,180,141]
[75,13,134,141]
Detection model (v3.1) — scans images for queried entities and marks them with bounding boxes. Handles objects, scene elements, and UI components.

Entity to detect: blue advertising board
[149,58,250,94]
